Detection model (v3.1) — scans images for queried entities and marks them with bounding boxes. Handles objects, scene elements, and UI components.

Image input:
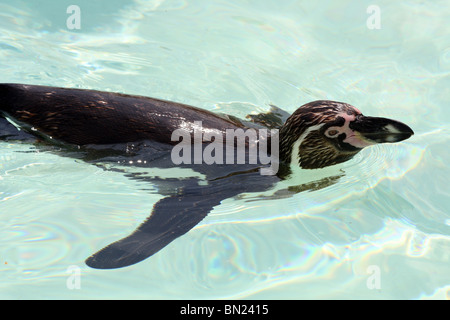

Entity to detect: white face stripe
[289,123,325,167]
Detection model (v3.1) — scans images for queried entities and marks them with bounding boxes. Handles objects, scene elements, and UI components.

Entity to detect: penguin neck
[277,122,325,177]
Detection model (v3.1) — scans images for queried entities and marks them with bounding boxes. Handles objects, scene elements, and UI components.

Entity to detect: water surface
[0,0,449,299]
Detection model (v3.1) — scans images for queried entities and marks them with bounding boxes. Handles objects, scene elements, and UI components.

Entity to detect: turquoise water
[0,0,449,299]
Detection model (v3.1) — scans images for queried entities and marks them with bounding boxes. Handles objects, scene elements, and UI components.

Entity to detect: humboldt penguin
[0,83,413,269]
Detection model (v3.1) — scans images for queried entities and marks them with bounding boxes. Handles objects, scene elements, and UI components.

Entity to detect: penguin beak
[349,115,414,145]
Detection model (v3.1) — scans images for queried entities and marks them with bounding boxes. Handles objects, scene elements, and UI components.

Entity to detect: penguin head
[279,100,414,169]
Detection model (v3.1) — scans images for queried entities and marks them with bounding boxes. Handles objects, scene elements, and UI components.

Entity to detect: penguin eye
[327,129,339,137]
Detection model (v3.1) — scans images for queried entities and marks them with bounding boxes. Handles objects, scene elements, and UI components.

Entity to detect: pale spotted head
[279,100,414,170]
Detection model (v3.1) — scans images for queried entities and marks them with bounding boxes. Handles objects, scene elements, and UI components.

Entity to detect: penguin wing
[85,169,277,269]
[84,175,246,269]
[85,189,221,269]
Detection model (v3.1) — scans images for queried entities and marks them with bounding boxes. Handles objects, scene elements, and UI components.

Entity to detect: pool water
[0,0,449,299]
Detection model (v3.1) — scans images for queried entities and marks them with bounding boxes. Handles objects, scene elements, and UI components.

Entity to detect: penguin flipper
[85,187,224,269]
[0,117,37,142]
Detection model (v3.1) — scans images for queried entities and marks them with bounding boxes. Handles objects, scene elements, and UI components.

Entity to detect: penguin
[0,83,414,269]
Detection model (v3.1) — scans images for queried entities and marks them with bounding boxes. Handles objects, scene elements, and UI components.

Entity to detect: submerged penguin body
[0,83,413,269]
